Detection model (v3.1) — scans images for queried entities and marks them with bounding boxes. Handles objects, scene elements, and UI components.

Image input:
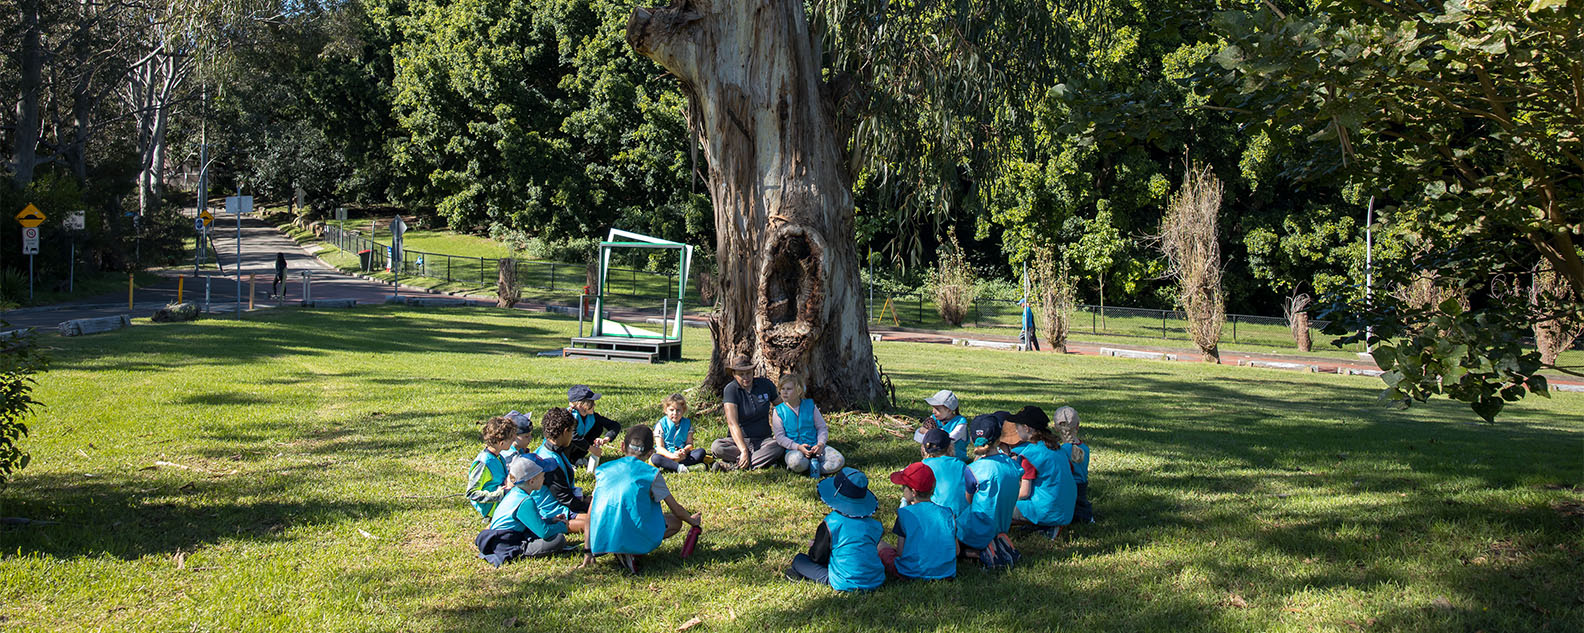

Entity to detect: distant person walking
[272,253,288,299]
[1020,299,1040,351]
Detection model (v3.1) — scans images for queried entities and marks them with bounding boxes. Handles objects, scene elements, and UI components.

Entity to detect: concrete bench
[1337,367,1385,377]
[953,338,1020,350]
[59,315,131,337]
[1099,347,1179,361]
[1239,360,1319,372]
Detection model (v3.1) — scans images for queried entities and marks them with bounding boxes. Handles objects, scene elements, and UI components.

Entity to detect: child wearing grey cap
[476,455,574,566]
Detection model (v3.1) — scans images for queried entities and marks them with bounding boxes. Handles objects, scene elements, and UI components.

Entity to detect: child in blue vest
[1055,406,1093,524]
[957,413,1025,569]
[771,374,846,475]
[566,384,623,473]
[466,416,518,520]
[530,408,592,537]
[582,425,703,574]
[499,410,534,467]
[650,393,713,473]
[476,455,573,566]
[882,462,957,580]
[914,389,969,460]
[784,467,885,591]
[1007,406,1078,538]
[919,429,972,518]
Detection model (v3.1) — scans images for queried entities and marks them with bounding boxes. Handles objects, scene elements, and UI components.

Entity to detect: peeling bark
[627,0,885,409]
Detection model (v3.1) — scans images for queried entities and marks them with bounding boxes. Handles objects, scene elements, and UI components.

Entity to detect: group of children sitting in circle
[464,381,1093,588]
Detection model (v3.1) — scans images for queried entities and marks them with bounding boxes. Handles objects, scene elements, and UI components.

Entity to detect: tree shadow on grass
[1,469,398,560]
[52,307,563,373]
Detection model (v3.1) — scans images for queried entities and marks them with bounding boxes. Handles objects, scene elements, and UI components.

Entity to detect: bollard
[301,271,312,304]
[249,274,256,310]
[178,276,185,303]
[128,273,134,310]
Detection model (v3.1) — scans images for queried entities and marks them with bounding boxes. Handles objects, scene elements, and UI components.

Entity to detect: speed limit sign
[22,226,39,255]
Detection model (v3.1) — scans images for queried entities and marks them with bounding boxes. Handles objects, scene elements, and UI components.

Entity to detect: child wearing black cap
[565,384,623,471]
[957,413,1025,568]
[884,462,958,580]
[784,467,885,591]
[919,428,972,518]
[1006,405,1077,537]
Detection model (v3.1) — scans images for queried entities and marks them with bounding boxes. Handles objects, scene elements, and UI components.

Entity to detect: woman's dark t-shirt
[723,377,777,440]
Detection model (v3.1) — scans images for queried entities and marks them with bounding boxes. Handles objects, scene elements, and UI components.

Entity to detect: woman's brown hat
[726,354,756,372]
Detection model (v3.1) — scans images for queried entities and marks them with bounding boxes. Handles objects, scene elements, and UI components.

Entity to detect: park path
[6,211,1579,391]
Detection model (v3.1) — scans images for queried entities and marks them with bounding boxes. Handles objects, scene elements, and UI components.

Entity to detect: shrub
[1033,247,1077,353]
[931,234,978,327]
[1159,164,1226,363]
[0,324,48,488]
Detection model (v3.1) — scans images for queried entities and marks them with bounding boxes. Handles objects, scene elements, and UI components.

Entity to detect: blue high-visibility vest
[528,442,575,518]
[468,448,507,518]
[656,416,693,452]
[956,453,1021,549]
[923,456,970,517]
[570,408,597,438]
[488,486,568,540]
[588,457,667,555]
[936,414,969,460]
[775,399,819,446]
[1066,441,1090,483]
[894,501,957,580]
[1013,442,1077,527]
[824,512,885,591]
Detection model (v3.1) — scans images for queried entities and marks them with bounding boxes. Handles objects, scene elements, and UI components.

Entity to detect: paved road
[0,206,475,331]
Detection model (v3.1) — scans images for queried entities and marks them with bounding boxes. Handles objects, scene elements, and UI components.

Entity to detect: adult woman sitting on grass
[583,425,703,574]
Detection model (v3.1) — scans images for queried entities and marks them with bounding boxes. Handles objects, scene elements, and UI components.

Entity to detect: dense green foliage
[0,325,48,486]
[1213,0,1584,419]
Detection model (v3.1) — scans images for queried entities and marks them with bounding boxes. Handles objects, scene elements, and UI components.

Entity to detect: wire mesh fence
[322,225,690,309]
[864,291,1333,349]
[323,224,1335,348]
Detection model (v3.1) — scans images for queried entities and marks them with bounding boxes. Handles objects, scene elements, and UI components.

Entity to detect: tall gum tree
[626,0,882,408]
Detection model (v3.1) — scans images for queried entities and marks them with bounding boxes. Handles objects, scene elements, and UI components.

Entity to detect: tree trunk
[627,0,885,409]
[1294,311,1311,352]
[11,0,44,190]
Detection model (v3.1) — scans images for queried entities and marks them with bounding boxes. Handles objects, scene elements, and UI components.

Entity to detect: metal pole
[1365,195,1375,349]
[68,240,74,293]
[28,254,33,301]
[235,189,241,317]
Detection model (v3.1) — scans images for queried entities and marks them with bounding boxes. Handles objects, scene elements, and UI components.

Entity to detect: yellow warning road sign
[199,209,214,226]
[16,204,45,228]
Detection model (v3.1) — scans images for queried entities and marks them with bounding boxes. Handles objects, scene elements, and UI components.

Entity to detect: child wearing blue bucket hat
[784,467,885,591]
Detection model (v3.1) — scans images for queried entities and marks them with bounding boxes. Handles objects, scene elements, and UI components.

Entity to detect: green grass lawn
[2,307,1579,632]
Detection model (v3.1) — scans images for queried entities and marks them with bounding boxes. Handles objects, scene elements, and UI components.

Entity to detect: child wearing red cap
[882,462,958,580]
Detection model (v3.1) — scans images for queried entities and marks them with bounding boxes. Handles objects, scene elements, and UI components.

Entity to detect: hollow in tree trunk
[627,0,886,409]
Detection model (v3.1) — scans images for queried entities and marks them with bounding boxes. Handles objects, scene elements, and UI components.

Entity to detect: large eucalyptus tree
[626,0,1071,408]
